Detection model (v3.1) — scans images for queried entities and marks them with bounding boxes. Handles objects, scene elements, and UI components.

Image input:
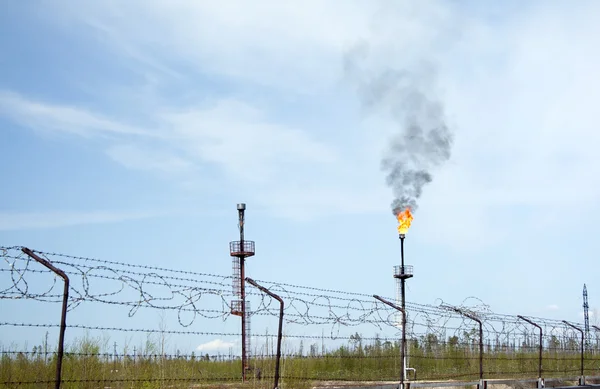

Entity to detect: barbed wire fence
[1,246,600,388]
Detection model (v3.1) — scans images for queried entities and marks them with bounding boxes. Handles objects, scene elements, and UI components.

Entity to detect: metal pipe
[562,321,584,377]
[240,257,247,380]
[517,315,543,378]
[442,304,483,379]
[237,203,248,381]
[246,278,284,389]
[399,234,407,388]
[374,294,406,389]
[22,247,69,389]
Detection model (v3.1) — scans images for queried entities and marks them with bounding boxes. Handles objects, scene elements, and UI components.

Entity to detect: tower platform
[229,241,255,258]
[394,265,414,279]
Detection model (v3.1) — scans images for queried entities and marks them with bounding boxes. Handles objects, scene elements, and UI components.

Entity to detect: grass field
[2,334,599,389]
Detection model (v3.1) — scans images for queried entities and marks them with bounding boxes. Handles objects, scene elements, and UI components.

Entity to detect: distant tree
[349,332,362,352]
[424,333,439,353]
[309,343,318,357]
[410,338,419,351]
[373,334,382,354]
[383,341,393,351]
[548,335,560,352]
[448,336,459,349]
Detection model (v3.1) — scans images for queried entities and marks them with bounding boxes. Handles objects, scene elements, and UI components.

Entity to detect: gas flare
[396,208,413,235]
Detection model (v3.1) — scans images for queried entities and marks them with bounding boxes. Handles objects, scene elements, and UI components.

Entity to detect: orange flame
[396,208,414,235]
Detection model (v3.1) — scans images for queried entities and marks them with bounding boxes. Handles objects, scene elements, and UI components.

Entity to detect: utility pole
[113,342,118,372]
[584,284,590,349]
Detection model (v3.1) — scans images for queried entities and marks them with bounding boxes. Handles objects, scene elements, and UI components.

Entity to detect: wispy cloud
[0,210,167,231]
[105,143,195,175]
[547,305,559,311]
[43,1,374,93]
[0,91,151,138]
[0,90,340,187]
[159,99,338,183]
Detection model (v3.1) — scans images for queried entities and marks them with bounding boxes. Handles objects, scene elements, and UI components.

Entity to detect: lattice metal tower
[583,284,590,349]
[229,203,255,381]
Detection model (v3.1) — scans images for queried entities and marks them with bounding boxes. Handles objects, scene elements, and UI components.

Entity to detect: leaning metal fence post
[442,304,483,381]
[593,326,600,355]
[246,278,284,389]
[562,320,585,385]
[21,247,69,389]
[374,295,407,389]
[517,315,543,386]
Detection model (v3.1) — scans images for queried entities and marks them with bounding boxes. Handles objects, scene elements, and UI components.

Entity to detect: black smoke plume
[345,45,453,215]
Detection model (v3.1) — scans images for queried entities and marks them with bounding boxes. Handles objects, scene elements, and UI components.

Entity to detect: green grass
[2,335,599,389]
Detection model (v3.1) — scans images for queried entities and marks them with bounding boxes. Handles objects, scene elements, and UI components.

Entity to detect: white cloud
[159,99,338,183]
[105,143,195,175]
[580,309,597,318]
[547,304,559,311]
[196,339,236,352]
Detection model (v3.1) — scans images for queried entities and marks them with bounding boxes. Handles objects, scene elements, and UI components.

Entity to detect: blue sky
[2,1,600,354]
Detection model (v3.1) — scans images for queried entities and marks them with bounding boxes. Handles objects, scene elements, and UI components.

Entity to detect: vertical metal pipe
[374,295,405,389]
[399,235,407,389]
[246,278,284,389]
[240,259,247,380]
[581,330,584,377]
[275,298,284,389]
[239,207,245,243]
[238,206,247,381]
[22,248,69,389]
[517,316,543,378]
[478,321,483,380]
[539,327,543,377]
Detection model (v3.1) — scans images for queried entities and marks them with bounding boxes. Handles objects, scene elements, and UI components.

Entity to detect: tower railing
[394,265,414,279]
[230,241,255,257]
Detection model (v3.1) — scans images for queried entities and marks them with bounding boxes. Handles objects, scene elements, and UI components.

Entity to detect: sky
[1,0,600,354]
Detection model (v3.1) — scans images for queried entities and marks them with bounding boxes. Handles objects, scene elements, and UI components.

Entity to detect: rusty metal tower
[229,203,255,381]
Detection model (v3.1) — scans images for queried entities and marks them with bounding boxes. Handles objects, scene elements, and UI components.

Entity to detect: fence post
[593,326,600,356]
[374,295,408,389]
[517,315,543,385]
[21,247,69,389]
[562,320,585,385]
[441,304,484,381]
[246,278,284,389]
